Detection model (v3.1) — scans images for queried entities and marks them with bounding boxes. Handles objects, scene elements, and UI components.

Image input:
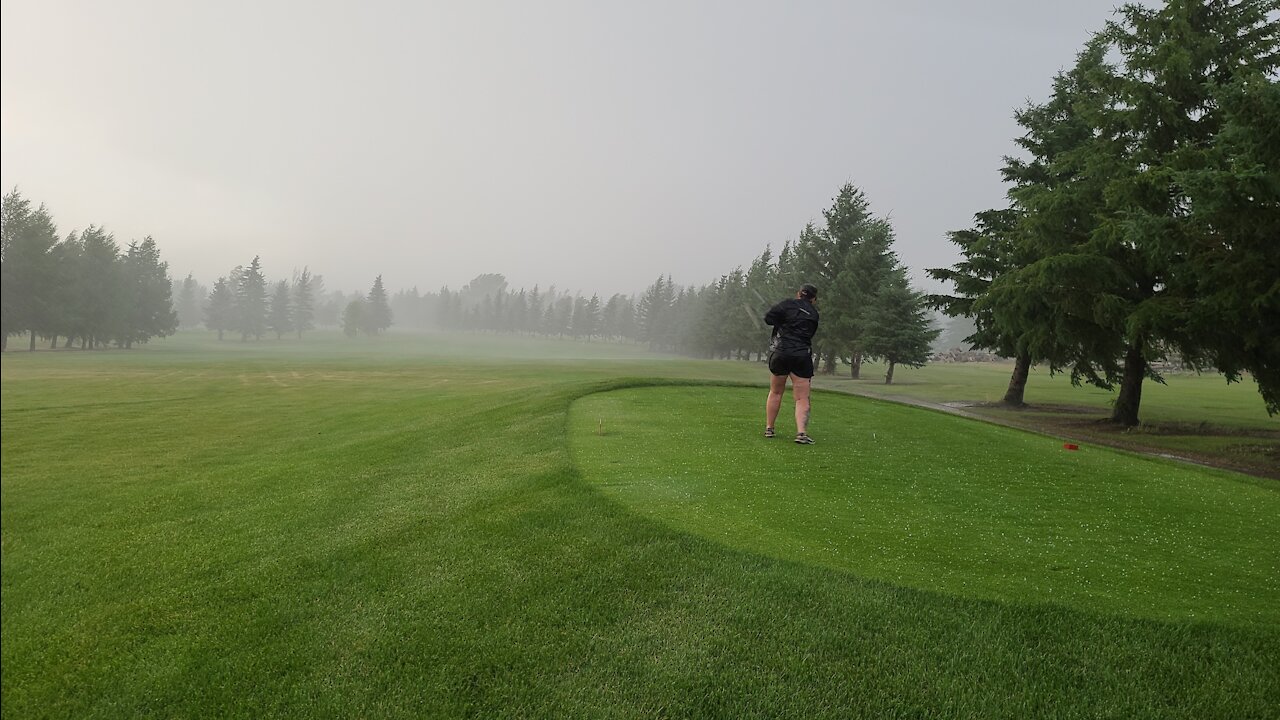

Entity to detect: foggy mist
[2,1,1126,297]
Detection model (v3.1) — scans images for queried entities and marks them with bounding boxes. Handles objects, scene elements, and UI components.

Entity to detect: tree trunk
[822,351,836,374]
[1111,342,1146,426]
[1002,352,1032,407]
[50,336,59,349]
[850,352,863,379]
[885,361,896,384]
[29,331,37,351]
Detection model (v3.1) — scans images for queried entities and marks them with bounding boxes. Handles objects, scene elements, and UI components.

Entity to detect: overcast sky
[2,1,1125,297]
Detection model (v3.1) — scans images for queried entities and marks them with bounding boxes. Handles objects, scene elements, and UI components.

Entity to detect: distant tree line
[928,0,1279,424]
[1,190,177,351]
[388,182,940,384]
[174,270,376,334]
[1,188,399,350]
[200,261,391,341]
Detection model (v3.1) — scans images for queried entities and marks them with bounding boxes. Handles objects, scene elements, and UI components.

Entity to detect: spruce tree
[1100,0,1280,417]
[365,275,393,334]
[176,274,205,329]
[118,237,177,347]
[205,277,234,341]
[861,271,941,384]
[234,257,268,341]
[342,298,366,337]
[1,190,60,351]
[929,209,1042,406]
[268,280,293,339]
[291,267,315,338]
[76,226,123,349]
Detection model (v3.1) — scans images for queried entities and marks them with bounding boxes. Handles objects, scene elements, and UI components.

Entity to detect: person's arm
[763,301,786,327]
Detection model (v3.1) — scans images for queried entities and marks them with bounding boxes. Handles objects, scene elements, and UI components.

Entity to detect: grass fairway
[3,333,1279,718]
[570,387,1279,626]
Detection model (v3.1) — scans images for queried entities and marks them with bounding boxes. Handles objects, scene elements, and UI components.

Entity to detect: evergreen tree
[234,256,268,341]
[508,289,528,333]
[291,267,315,338]
[549,294,573,337]
[636,275,675,349]
[1099,0,1280,417]
[862,271,941,384]
[1171,66,1280,414]
[743,247,776,359]
[46,232,84,348]
[205,277,234,341]
[988,3,1280,424]
[581,294,603,339]
[342,298,366,337]
[1,190,60,351]
[267,280,293,339]
[118,237,178,347]
[929,208,1043,406]
[602,293,631,340]
[175,274,206,329]
[795,184,902,377]
[75,226,123,348]
[365,275,392,334]
[526,286,544,334]
[437,287,454,329]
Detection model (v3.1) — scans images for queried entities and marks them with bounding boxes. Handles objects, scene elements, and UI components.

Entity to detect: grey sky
[2,1,1124,297]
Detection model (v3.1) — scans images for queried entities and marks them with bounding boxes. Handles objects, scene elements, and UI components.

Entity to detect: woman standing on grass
[764,283,820,444]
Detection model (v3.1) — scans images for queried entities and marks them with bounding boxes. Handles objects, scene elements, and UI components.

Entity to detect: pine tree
[291,267,315,338]
[205,277,234,341]
[1,190,60,351]
[861,271,941,384]
[1100,0,1280,417]
[988,3,1280,424]
[267,280,293,339]
[929,208,1043,406]
[342,298,366,337]
[118,237,178,347]
[365,275,393,334]
[175,274,205,329]
[46,232,83,348]
[234,257,268,341]
[75,226,123,348]
[550,294,573,337]
[636,276,675,349]
[795,184,902,377]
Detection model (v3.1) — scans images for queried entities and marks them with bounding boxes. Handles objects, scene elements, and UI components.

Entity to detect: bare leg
[766,374,787,429]
[792,375,811,434]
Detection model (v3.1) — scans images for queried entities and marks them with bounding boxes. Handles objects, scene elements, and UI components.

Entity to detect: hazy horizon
[2,1,1129,297]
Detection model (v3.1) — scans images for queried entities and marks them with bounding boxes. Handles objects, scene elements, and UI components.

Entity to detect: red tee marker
[1063,443,1079,451]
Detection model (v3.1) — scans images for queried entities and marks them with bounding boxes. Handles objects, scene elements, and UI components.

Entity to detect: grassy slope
[3,333,1278,718]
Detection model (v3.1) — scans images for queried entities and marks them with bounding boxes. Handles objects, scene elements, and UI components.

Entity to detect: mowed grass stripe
[2,337,1278,718]
[569,386,1280,627]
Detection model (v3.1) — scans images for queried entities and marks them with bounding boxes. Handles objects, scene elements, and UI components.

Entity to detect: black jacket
[764,298,819,356]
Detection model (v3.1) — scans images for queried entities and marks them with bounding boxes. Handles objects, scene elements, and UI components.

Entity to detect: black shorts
[768,352,814,378]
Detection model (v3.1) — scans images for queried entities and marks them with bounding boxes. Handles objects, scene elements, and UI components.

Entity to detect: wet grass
[814,361,1279,477]
[570,386,1279,626]
[3,333,1278,718]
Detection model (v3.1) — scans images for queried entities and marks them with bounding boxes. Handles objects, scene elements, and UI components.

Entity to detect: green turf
[3,333,1278,718]
[820,360,1278,430]
[569,386,1280,626]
